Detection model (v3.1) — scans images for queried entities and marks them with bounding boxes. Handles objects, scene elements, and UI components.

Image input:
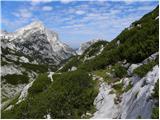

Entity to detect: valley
[1,5,159,119]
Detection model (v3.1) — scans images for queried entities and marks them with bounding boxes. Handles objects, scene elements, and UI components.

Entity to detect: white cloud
[31,0,52,5]
[60,0,73,4]
[42,6,53,11]
[13,9,32,18]
[123,0,135,4]
[75,10,85,15]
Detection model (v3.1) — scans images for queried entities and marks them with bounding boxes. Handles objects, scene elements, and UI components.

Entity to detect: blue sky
[1,0,159,48]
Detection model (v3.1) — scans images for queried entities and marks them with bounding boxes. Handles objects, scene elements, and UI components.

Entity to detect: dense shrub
[151,80,159,119]
[28,73,51,95]
[151,107,159,119]
[133,60,157,77]
[48,70,98,118]
[112,64,127,78]
[2,70,98,119]
[59,56,80,72]
[3,74,29,85]
[21,63,51,73]
[152,80,159,99]
[1,93,48,119]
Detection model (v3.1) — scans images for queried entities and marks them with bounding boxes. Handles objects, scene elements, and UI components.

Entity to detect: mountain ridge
[1,21,76,65]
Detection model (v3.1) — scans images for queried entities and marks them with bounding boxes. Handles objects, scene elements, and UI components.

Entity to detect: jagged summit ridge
[1,21,76,64]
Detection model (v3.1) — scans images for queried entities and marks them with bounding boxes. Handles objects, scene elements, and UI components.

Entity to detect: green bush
[59,56,80,72]
[48,70,98,118]
[1,93,48,119]
[112,64,127,78]
[28,73,51,95]
[21,63,54,73]
[81,41,108,58]
[2,74,29,85]
[2,70,98,119]
[151,107,159,119]
[112,82,123,94]
[152,80,159,99]
[133,60,157,77]
[151,80,159,119]
[124,82,133,92]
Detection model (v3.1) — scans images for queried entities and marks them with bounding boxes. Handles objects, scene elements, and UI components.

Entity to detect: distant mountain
[76,39,102,55]
[1,21,75,65]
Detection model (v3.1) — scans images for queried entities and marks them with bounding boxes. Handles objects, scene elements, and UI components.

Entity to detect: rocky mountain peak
[1,21,76,65]
[16,21,44,32]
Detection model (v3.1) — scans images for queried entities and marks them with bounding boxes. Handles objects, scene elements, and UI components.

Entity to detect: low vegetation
[151,80,159,119]
[21,63,56,73]
[81,41,108,58]
[133,60,157,78]
[112,64,127,78]
[59,56,81,72]
[2,74,29,85]
[123,82,133,92]
[2,70,98,119]
[151,107,159,119]
[28,73,51,95]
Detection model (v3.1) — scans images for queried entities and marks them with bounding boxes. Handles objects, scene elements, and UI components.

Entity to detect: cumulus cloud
[75,10,85,15]
[42,6,53,11]
[13,9,32,18]
[31,0,52,5]
[60,0,73,4]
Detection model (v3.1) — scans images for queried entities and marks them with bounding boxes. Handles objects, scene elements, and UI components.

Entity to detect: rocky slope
[92,52,159,119]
